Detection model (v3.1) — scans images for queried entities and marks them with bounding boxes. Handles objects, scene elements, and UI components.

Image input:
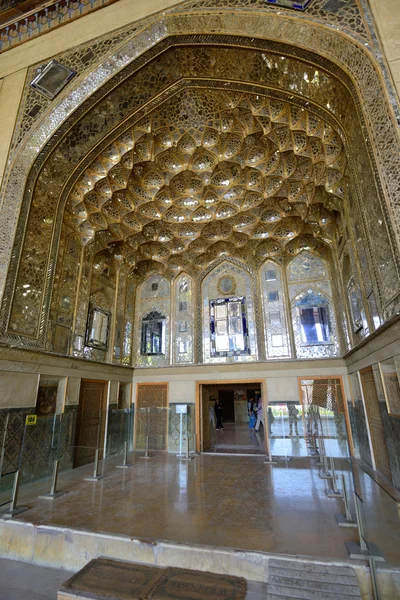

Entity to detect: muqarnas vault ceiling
[67,88,344,278]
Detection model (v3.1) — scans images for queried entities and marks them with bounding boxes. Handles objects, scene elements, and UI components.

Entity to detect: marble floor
[209,421,350,458]
[1,452,399,565]
[0,453,360,559]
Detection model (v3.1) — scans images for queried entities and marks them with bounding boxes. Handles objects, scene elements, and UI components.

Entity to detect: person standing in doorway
[255,397,265,432]
[209,396,216,429]
[214,398,223,430]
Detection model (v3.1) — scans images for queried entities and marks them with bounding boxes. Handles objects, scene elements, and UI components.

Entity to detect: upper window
[141,311,166,355]
[210,297,249,356]
[299,306,330,344]
[295,291,331,345]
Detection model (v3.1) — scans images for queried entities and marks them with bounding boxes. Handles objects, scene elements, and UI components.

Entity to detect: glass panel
[216,335,229,351]
[216,320,227,335]
[141,313,166,355]
[215,304,227,319]
[266,269,276,281]
[228,317,242,334]
[270,311,281,325]
[271,334,283,347]
[368,292,380,330]
[299,306,330,344]
[268,291,279,302]
[348,278,363,331]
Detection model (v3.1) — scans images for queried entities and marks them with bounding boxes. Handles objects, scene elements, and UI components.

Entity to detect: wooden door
[201,386,211,452]
[360,368,392,481]
[74,380,107,468]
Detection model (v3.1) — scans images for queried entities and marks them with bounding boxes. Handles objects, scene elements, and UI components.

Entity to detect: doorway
[199,382,265,454]
[74,380,108,468]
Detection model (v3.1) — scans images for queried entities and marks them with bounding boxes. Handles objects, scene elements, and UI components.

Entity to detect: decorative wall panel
[173,274,194,365]
[201,260,258,364]
[134,275,170,368]
[260,261,290,359]
[135,384,167,450]
[288,252,339,358]
[0,7,399,358]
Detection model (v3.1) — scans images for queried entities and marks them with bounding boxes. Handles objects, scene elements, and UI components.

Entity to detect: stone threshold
[0,517,368,580]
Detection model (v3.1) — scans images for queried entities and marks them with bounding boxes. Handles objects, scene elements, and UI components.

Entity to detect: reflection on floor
[0,452,363,560]
[207,419,349,458]
[209,422,266,454]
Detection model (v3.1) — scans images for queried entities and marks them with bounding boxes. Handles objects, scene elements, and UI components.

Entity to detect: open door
[201,385,211,452]
[360,367,392,482]
[74,380,107,468]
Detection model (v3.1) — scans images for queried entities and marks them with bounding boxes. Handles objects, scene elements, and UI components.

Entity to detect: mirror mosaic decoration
[287,252,339,358]
[134,274,170,367]
[86,304,110,350]
[2,2,400,365]
[201,261,258,364]
[173,273,194,364]
[260,261,290,359]
[141,311,166,355]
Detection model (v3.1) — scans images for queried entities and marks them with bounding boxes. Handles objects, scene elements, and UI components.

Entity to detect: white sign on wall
[176,404,187,414]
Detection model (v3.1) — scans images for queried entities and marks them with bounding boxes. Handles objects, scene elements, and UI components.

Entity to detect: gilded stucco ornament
[0,5,399,352]
[65,90,344,281]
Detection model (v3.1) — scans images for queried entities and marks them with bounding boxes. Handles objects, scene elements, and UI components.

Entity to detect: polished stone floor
[209,421,350,458]
[2,452,399,564]
[0,453,360,559]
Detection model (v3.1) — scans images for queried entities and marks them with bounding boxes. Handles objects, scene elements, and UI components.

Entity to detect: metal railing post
[369,557,381,600]
[84,448,106,481]
[39,459,67,500]
[116,441,131,469]
[140,435,152,459]
[1,470,29,518]
[335,474,357,527]
[326,457,342,498]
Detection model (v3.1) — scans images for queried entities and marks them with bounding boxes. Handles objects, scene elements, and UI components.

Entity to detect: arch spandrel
[0,11,399,350]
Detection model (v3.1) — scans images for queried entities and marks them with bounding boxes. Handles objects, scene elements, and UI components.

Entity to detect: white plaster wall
[266,377,299,403]
[168,380,195,405]
[0,371,38,408]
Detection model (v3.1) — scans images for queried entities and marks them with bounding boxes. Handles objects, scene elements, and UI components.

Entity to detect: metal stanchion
[116,442,132,469]
[369,557,381,600]
[39,459,67,499]
[84,449,106,481]
[1,470,29,518]
[326,457,342,498]
[140,435,152,459]
[180,433,195,461]
[318,436,332,479]
[345,493,384,560]
[335,474,357,527]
